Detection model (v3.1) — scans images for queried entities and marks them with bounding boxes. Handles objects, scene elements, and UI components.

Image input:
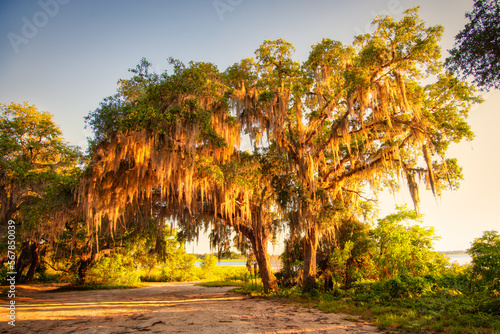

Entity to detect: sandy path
[0,282,384,333]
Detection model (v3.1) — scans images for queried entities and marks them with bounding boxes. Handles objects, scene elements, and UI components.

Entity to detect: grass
[310,292,500,333]
[196,281,242,288]
[196,268,264,294]
[231,280,500,333]
[195,258,246,263]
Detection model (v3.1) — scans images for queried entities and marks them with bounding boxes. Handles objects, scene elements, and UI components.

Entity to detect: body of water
[216,260,247,267]
[196,255,472,268]
[195,260,282,270]
[447,254,472,266]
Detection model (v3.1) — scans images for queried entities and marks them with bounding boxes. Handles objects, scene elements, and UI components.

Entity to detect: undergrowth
[237,273,500,333]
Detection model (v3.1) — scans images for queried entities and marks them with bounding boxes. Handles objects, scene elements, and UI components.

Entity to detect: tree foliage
[83,58,284,291]
[0,102,83,282]
[446,0,500,90]
[372,205,447,279]
[325,217,376,289]
[228,7,478,291]
[0,102,82,226]
[468,230,500,290]
[82,58,240,236]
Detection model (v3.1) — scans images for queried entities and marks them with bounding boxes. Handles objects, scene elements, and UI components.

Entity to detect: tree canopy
[372,205,446,279]
[468,230,500,290]
[446,0,500,90]
[228,7,479,290]
[0,102,82,229]
[78,8,481,292]
[0,102,83,282]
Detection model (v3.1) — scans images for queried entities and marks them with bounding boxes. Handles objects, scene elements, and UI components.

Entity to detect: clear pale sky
[1,0,498,252]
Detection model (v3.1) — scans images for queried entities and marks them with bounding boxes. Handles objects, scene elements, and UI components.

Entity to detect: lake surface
[196,255,472,268]
[447,254,472,266]
[196,260,282,269]
[216,260,247,267]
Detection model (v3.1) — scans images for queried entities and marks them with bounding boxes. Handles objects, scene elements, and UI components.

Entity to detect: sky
[1,0,498,253]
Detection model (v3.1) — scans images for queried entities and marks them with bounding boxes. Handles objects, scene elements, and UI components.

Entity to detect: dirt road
[1,282,384,333]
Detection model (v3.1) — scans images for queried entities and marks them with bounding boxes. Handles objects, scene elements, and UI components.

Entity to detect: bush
[200,254,218,279]
[468,230,500,291]
[0,264,9,284]
[372,206,448,280]
[160,252,198,281]
[382,275,435,299]
[84,253,140,287]
[33,270,61,283]
[204,265,248,282]
[435,263,470,291]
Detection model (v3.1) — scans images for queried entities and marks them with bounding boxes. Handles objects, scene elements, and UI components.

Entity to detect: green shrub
[468,230,500,291]
[160,252,198,281]
[33,270,61,283]
[381,275,435,299]
[85,253,140,287]
[372,206,448,280]
[200,254,218,279]
[206,266,248,282]
[0,264,9,284]
[435,263,470,291]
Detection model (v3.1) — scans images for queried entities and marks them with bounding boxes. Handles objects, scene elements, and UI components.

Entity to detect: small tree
[372,206,447,279]
[468,230,500,290]
[201,254,218,279]
[325,217,376,289]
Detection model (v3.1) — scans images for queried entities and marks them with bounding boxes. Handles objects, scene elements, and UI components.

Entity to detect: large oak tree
[82,8,479,292]
[229,8,479,291]
[81,59,286,291]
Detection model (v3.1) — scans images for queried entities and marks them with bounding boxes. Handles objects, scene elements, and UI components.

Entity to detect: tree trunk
[23,241,39,283]
[241,223,278,293]
[1,182,20,227]
[77,252,97,284]
[15,241,31,283]
[251,230,278,293]
[302,225,319,293]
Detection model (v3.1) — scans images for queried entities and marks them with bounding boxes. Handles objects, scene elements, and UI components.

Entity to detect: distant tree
[446,0,500,90]
[125,224,197,282]
[468,230,500,290]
